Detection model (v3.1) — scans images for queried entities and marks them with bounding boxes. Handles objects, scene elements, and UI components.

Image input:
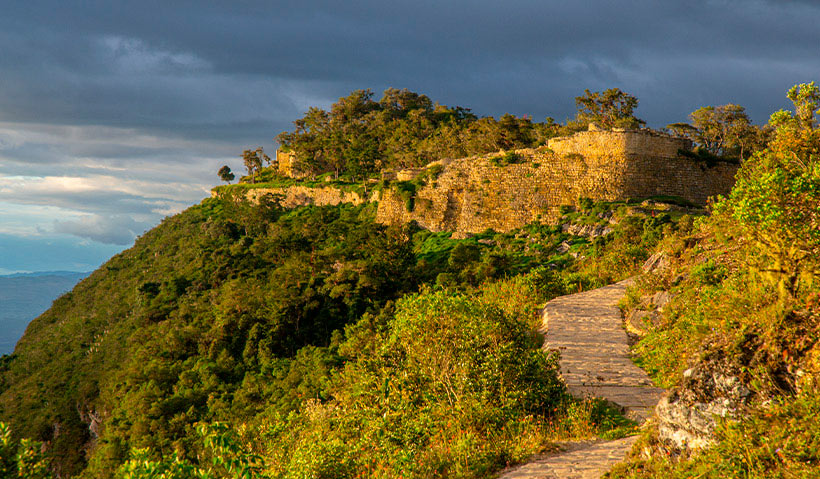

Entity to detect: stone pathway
[500,437,638,479]
[499,280,665,479]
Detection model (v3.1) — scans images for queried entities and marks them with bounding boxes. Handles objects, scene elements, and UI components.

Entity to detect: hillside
[606,122,820,478]
[1,84,818,478]
[0,189,684,477]
[0,272,88,356]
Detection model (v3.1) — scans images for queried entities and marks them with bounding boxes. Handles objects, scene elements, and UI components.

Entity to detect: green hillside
[0,183,681,477]
[1,84,818,478]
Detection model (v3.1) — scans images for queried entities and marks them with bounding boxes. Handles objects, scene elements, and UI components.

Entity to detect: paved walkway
[500,437,638,479]
[499,280,664,479]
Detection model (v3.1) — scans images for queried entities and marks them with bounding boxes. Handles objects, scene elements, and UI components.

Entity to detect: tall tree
[669,104,764,159]
[573,88,645,130]
[242,147,269,184]
[787,81,820,130]
[217,165,235,184]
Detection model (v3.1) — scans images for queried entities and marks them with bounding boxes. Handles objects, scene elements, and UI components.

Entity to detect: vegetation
[217,166,235,184]
[242,148,271,184]
[0,423,50,479]
[275,88,559,180]
[4,84,818,478]
[569,88,644,130]
[0,186,676,478]
[667,104,768,161]
[611,83,820,477]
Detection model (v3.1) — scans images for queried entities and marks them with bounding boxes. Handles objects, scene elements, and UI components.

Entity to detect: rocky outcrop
[625,290,672,337]
[78,406,104,441]
[642,252,670,274]
[561,223,613,238]
[218,185,375,209]
[656,358,751,450]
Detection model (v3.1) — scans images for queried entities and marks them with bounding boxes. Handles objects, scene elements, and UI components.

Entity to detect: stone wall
[376,133,735,233]
[220,185,374,208]
[276,149,308,179]
[228,130,738,234]
[547,129,693,159]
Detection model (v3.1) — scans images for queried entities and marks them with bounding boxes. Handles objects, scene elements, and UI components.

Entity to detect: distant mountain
[1,271,89,278]
[0,271,88,355]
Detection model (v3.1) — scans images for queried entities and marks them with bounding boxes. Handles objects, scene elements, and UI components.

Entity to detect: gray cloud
[1,0,819,264]
[53,214,152,245]
[2,0,819,134]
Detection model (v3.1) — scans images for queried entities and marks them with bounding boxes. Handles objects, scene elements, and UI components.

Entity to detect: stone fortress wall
[227,128,738,234]
[375,129,736,233]
[240,185,372,209]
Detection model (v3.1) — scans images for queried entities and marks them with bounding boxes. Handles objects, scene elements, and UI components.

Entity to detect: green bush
[260,284,567,478]
[489,151,523,167]
[395,181,418,212]
[0,423,50,479]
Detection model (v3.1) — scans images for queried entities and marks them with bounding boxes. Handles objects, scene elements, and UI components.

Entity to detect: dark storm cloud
[2,0,819,135]
[1,0,819,254]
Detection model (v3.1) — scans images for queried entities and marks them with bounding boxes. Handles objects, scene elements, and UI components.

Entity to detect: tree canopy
[241,148,270,183]
[570,88,645,130]
[217,165,235,184]
[667,104,765,159]
[276,88,556,179]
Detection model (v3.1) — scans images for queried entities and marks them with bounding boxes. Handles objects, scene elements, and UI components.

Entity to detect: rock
[562,223,613,238]
[651,291,672,312]
[78,407,104,441]
[625,310,661,336]
[656,358,751,451]
[643,252,670,273]
[641,199,671,210]
[450,231,473,240]
[557,241,572,254]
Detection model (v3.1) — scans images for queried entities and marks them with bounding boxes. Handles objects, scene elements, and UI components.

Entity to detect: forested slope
[0,189,680,477]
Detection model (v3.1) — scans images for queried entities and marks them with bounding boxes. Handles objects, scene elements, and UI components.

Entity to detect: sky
[1,0,819,274]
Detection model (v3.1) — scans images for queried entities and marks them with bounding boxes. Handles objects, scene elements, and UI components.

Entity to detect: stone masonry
[376,130,736,233]
[225,129,738,235]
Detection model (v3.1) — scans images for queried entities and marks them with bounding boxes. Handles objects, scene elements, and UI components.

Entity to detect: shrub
[0,423,50,479]
[489,151,523,167]
[261,285,568,478]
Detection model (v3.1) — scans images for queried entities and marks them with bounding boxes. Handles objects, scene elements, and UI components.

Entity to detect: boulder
[656,358,751,450]
[650,290,672,312]
[643,252,670,273]
[625,310,661,337]
[557,241,571,254]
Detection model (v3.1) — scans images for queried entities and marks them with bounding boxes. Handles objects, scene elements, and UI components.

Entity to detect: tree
[573,88,645,130]
[242,147,269,184]
[666,122,699,140]
[787,81,820,130]
[276,87,546,178]
[218,165,235,184]
[669,104,764,159]
[717,87,820,305]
